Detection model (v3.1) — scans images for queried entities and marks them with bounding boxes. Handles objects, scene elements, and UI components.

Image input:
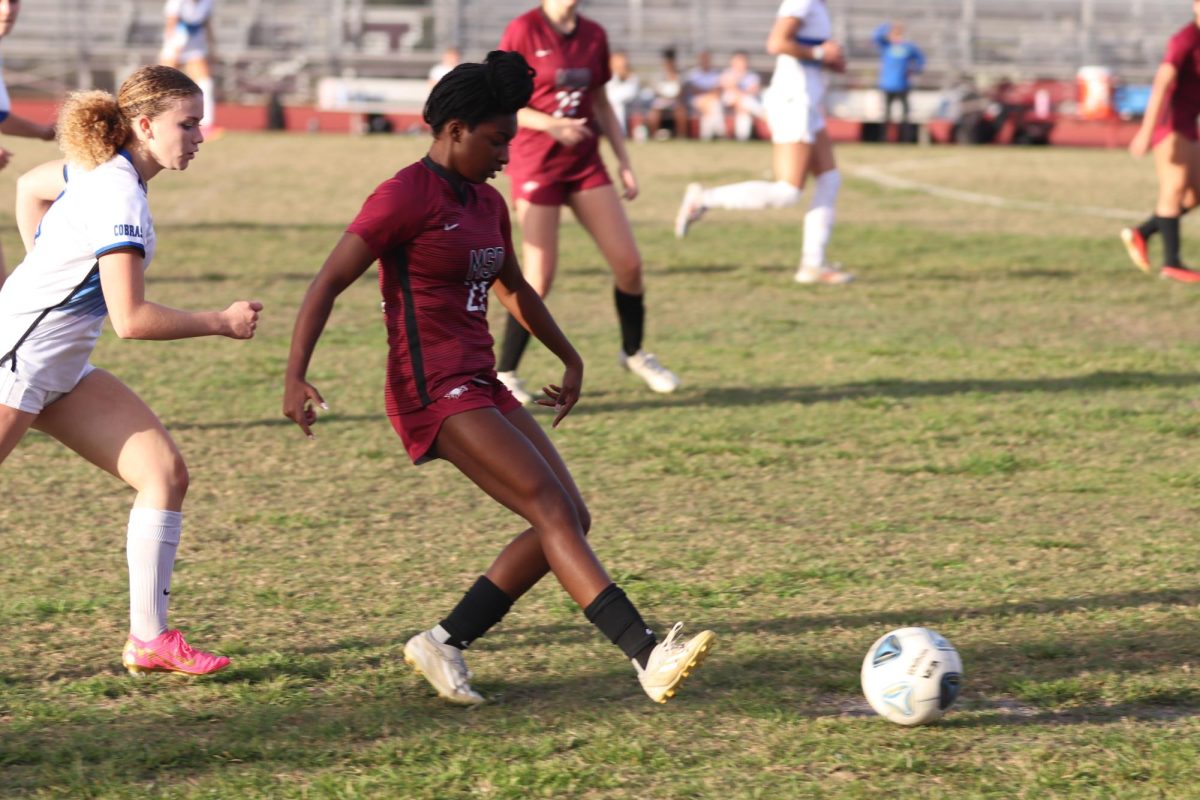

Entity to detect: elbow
[109,314,141,340]
[110,320,136,339]
[765,37,784,56]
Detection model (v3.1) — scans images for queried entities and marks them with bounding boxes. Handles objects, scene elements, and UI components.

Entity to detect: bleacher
[450,0,1190,89]
[0,0,1190,105]
[0,0,435,104]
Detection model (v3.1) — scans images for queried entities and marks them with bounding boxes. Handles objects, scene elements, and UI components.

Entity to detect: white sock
[198,77,215,127]
[734,112,753,141]
[801,169,841,270]
[127,508,182,641]
[701,180,802,211]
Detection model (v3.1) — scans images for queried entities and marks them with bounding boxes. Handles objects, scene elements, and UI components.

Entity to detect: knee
[155,452,190,503]
[610,252,643,286]
[576,502,592,536]
[527,483,585,536]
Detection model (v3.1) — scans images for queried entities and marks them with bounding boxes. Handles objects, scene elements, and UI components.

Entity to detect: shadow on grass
[147,272,318,284]
[664,263,741,275]
[167,413,381,432]
[570,369,1200,414]
[491,587,1200,648]
[154,370,1200,433]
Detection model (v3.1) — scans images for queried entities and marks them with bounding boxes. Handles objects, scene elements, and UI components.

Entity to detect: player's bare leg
[570,184,679,392]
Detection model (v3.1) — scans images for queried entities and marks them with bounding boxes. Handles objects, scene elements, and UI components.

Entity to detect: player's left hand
[283,377,328,440]
[538,362,582,427]
[618,164,639,201]
[0,147,12,171]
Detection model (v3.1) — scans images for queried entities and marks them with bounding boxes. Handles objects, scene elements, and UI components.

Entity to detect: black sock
[1137,214,1158,240]
[1158,215,1182,267]
[584,583,657,668]
[1139,204,1194,240]
[613,289,645,357]
[436,575,514,650]
[496,314,531,373]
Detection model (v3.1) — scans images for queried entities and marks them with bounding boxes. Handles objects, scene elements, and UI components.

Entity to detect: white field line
[847,162,1139,221]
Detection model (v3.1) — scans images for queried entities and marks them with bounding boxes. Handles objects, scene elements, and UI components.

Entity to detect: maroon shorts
[389,377,523,465]
[1152,117,1200,148]
[507,157,612,206]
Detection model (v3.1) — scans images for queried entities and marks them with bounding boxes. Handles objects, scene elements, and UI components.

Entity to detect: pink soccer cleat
[1120,228,1152,274]
[122,629,231,676]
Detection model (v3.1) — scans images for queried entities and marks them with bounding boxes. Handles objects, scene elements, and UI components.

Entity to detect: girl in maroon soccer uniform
[493,0,681,403]
[283,51,712,705]
[1124,1,1200,282]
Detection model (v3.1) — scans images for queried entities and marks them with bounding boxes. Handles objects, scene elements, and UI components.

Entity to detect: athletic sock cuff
[584,583,656,660]
[127,509,183,543]
[438,575,514,650]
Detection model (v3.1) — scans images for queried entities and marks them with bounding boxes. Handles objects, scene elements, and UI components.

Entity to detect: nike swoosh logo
[535,49,552,57]
[444,223,459,230]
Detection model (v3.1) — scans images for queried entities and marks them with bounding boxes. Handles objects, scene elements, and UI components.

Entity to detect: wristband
[812,45,826,62]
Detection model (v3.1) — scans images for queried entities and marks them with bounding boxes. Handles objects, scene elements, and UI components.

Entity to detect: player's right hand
[548,117,593,147]
[821,41,847,73]
[1128,128,1152,159]
[283,377,328,440]
[222,300,263,339]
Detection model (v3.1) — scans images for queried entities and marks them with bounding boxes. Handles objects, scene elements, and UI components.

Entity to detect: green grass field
[2,133,1200,798]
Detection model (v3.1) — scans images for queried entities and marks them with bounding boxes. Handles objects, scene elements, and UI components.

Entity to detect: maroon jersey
[499,8,612,180]
[347,157,513,415]
[1161,22,1200,135]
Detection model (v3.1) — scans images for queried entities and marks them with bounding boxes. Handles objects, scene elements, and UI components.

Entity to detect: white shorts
[0,363,93,414]
[764,91,825,145]
[161,27,208,64]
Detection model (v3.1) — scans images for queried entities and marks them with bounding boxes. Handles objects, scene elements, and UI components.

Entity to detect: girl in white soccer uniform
[673,0,852,285]
[0,0,61,288]
[160,0,218,130]
[0,66,261,676]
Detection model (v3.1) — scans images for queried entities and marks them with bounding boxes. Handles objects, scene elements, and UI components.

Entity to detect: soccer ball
[860,627,963,726]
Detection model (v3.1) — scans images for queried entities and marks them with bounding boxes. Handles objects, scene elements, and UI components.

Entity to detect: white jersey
[769,0,832,100]
[0,153,156,392]
[0,53,10,124]
[164,0,213,30]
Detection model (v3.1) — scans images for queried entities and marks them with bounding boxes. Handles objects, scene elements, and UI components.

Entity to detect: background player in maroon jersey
[494,0,681,404]
[283,51,713,706]
[1124,1,1200,282]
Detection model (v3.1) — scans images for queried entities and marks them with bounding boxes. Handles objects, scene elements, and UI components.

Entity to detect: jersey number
[553,89,583,118]
[466,281,489,313]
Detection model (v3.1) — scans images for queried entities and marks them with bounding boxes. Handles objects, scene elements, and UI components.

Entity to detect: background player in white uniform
[160,0,218,133]
[673,0,852,285]
[0,66,261,676]
[0,0,60,288]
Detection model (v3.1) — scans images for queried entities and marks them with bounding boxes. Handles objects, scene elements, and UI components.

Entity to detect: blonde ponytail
[57,66,201,170]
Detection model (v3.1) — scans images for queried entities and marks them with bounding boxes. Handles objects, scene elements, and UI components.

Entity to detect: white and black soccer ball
[860,627,963,726]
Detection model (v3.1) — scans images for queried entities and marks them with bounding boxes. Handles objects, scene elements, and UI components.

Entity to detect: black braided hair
[423,50,535,135]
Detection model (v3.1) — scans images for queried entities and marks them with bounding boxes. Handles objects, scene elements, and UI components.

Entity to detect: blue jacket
[874,24,925,93]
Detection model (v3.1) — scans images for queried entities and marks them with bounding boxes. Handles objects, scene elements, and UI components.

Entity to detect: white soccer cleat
[620,349,681,393]
[403,630,485,705]
[674,182,706,239]
[635,622,716,703]
[496,370,533,405]
[795,263,855,285]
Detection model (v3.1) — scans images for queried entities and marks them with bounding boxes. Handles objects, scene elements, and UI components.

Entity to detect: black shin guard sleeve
[583,583,657,661]
[1140,204,1195,240]
[1158,215,1182,267]
[438,576,515,650]
[613,288,645,358]
[497,313,532,373]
